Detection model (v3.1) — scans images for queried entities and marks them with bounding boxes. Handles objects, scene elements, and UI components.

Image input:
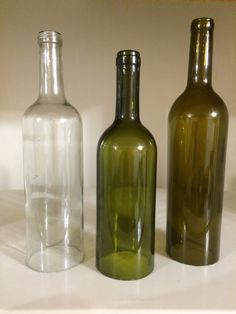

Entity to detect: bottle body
[23,31,84,272]
[96,51,157,280]
[166,18,228,265]
[167,87,228,265]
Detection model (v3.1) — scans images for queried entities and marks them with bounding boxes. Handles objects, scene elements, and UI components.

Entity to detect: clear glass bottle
[23,31,84,272]
[167,18,228,265]
[96,50,157,280]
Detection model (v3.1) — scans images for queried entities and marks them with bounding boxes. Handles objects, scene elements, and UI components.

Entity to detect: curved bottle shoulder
[98,120,157,151]
[23,99,82,123]
[169,86,228,122]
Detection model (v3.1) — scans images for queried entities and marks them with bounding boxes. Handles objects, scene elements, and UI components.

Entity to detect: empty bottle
[167,18,228,265]
[23,31,84,272]
[96,50,157,280]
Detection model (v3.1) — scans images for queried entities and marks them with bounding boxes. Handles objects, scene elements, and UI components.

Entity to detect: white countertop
[0,189,235,314]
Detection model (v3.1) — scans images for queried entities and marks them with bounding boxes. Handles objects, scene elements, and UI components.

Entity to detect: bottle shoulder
[23,99,82,122]
[169,86,228,120]
[98,120,157,150]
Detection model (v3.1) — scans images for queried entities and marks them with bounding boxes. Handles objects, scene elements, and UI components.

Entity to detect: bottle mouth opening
[191,17,214,31]
[116,50,141,66]
[38,30,62,45]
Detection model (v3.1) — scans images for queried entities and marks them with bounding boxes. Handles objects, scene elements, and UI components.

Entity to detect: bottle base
[167,242,219,266]
[97,251,153,280]
[26,245,84,272]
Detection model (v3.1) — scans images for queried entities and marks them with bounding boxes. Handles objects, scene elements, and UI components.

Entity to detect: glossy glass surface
[96,51,157,280]
[167,18,228,266]
[23,31,84,272]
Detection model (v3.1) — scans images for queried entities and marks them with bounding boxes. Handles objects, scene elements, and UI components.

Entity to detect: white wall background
[0,0,236,191]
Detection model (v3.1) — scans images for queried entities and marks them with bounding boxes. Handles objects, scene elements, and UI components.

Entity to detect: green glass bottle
[96,50,157,280]
[167,17,228,266]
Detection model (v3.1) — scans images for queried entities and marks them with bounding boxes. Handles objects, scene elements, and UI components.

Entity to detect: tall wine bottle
[167,18,228,265]
[23,31,84,272]
[96,50,157,280]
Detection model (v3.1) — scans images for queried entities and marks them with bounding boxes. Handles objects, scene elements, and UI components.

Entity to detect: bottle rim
[38,30,62,45]
[191,17,214,31]
[116,50,141,66]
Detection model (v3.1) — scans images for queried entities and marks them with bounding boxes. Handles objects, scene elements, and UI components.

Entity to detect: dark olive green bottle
[96,50,157,280]
[167,17,228,266]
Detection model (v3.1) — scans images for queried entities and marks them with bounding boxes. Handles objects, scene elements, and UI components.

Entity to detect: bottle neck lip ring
[38,30,62,46]
[116,50,141,66]
[191,17,214,31]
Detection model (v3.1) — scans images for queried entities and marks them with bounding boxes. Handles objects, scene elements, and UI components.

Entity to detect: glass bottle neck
[187,28,213,87]
[38,42,65,102]
[116,64,140,121]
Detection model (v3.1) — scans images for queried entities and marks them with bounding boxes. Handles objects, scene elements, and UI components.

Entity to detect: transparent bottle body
[23,101,84,272]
